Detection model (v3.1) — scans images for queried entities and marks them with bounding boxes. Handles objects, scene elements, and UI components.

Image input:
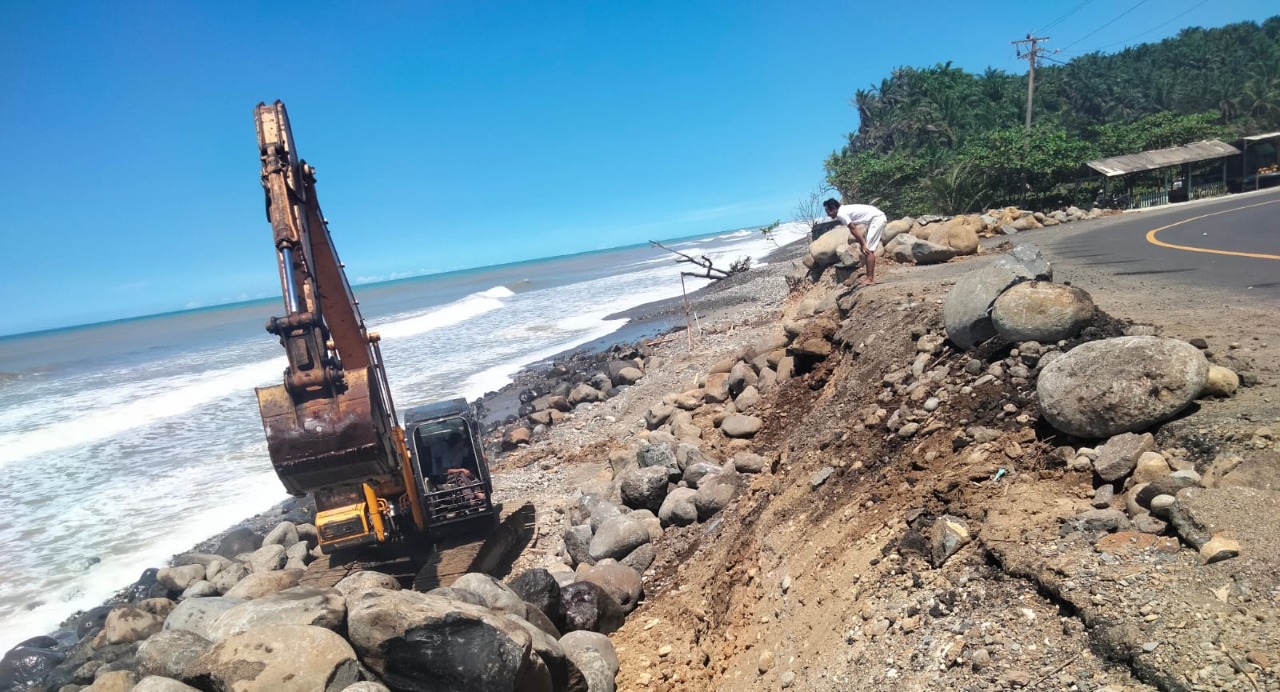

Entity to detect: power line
[1034,0,1095,36]
[1058,0,1151,53]
[1071,0,1210,54]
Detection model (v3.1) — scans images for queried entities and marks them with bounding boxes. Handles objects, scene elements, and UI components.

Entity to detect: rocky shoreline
[4,211,1278,691]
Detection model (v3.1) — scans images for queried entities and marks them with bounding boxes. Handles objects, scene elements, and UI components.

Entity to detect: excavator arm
[253,101,425,549]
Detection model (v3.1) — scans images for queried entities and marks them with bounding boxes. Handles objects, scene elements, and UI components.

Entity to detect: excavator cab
[403,398,495,536]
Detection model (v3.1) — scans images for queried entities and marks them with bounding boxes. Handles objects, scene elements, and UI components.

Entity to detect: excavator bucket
[256,367,399,495]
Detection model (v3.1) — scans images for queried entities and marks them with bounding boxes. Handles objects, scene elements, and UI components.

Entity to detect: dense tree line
[825,17,1280,216]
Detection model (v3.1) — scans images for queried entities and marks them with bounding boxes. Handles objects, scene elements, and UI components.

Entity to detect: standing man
[823,198,886,286]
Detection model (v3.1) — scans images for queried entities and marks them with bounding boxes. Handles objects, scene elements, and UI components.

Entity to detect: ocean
[0,222,810,652]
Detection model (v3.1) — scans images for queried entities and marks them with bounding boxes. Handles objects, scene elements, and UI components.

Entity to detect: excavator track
[300,502,536,591]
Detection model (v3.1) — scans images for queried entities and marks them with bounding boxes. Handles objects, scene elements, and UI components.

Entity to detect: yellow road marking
[1145,199,1280,261]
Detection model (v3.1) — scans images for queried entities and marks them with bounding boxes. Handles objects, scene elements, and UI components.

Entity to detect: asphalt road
[1012,188,1280,301]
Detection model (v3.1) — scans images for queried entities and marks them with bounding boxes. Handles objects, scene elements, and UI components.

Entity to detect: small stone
[897,422,920,438]
[1132,451,1171,485]
[923,397,940,412]
[657,644,672,657]
[811,467,835,489]
[1091,484,1115,509]
[780,671,796,688]
[1142,641,1160,653]
[758,650,775,674]
[1149,494,1176,519]
[1199,533,1240,564]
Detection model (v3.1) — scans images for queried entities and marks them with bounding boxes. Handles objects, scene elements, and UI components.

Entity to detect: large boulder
[682,462,721,489]
[221,569,304,600]
[102,604,165,645]
[559,631,619,692]
[694,472,741,521]
[333,570,400,597]
[507,569,564,632]
[619,467,669,513]
[883,217,914,241]
[135,630,211,680]
[185,625,359,692]
[262,521,300,550]
[501,613,579,692]
[635,443,679,479]
[928,218,980,255]
[588,516,650,563]
[156,565,206,593]
[163,597,245,641]
[346,589,548,692]
[658,488,699,527]
[204,587,346,642]
[809,226,852,267]
[451,573,528,617]
[720,415,763,439]
[209,563,248,595]
[943,244,1052,349]
[214,528,261,561]
[0,638,65,692]
[1037,336,1209,438]
[243,544,286,574]
[568,383,606,406]
[703,373,732,404]
[575,562,643,614]
[909,238,959,265]
[559,582,625,636]
[991,281,1095,343]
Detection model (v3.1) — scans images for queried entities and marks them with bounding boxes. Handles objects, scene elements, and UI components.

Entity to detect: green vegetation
[825,17,1280,216]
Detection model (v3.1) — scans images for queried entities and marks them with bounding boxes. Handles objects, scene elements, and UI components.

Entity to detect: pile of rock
[7,512,624,692]
[1059,432,1241,565]
[504,351,649,449]
[843,205,1121,268]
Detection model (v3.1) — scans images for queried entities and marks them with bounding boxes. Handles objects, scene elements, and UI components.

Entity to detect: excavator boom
[253,101,403,501]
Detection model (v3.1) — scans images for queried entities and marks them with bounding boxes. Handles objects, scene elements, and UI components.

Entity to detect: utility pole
[1012,34,1050,142]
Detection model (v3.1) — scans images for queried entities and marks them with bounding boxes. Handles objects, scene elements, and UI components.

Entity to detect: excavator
[250,100,533,589]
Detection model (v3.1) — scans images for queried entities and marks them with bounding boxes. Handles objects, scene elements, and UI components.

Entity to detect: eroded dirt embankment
[590,265,1278,692]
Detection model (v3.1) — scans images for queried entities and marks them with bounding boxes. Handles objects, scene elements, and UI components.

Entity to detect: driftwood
[649,240,750,280]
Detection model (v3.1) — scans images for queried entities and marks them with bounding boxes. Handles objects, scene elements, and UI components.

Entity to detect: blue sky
[1,1,1274,335]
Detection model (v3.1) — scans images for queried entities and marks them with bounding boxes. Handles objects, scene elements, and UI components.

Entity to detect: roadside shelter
[1085,139,1241,208]
[1239,131,1280,191]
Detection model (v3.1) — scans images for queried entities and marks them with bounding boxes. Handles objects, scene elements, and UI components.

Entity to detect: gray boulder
[733,452,769,474]
[694,472,741,521]
[910,237,959,265]
[243,544,285,573]
[588,516,650,563]
[262,521,300,550]
[943,243,1052,349]
[635,443,680,479]
[643,403,673,430]
[346,589,547,692]
[185,624,359,692]
[163,597,245,641]
[559,631,619,692]
[333,570,400,598]
[619,466,669,513]
[221,569,304,600]
[563,525,594,567]
[502,613,580,692]
[1092,432,1156,482]
[991,281,1095,343]
[156,565,205,593]
[682,462,722,489]
[621,544,657,574]
[204,587,346,642]
[209,563,247,595]
[575,562,643,613]
[451,573,528,617]
[1037,336,1209,438]
[135,630,211,680]
[658,488,699,527]
[568,383,606,406]
[720,414,763,438]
